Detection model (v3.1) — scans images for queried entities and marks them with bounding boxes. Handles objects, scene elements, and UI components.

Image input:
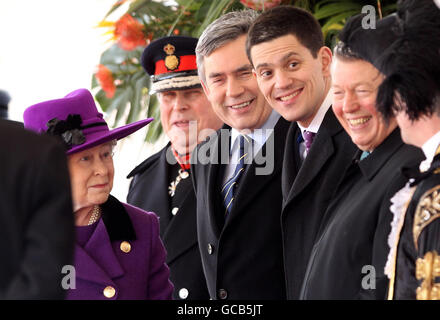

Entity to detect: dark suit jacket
[191,117,290,300]
[0,120,74,299]
[299,129,423,299]
[281,108,357,299]
[127,143,209,300]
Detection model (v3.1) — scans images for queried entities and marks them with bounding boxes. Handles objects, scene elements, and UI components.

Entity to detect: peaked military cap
[141,36,201,94]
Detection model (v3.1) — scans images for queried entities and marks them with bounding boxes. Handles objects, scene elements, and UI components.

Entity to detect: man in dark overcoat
[246,6,356,298]
[192,10,290,300]
[127,36,223,300]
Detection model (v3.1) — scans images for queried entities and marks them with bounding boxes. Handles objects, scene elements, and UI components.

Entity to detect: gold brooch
[163,43,179,71]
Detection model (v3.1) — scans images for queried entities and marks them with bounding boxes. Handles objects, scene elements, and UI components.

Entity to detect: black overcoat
[127,143,209,300]
[281,109,357,299]
[191,118,290,300]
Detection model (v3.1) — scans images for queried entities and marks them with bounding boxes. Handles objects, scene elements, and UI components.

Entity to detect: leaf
[104,0,128,19]
[127,73,149,123]
[167,0,196,36]
[100,44,129,65]
[145,95,163,142]
[195,0,233,37]
[145,115,163,142]
[313,2,362,20]
[105,87,133,125]
[95,89,112,112]
[91,74,99,89]
[129,0,172,18]
[381,4,397,15]
[321,10,359,35]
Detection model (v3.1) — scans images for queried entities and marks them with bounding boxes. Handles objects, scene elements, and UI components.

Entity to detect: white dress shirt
[297,91,332,161]
[222,109,281,186]
[419,130,440,172]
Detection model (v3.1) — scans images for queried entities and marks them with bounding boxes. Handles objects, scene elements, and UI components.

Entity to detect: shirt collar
[297,91,332,135]
[230,109,281,154]
[420,130,440,169]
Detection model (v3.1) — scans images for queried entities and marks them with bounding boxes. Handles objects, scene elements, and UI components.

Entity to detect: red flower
[114,14,147,51]
[95,64,116,98]
[240,0,281,10]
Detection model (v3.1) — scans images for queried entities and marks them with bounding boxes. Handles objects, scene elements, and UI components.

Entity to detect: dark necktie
[221,135,248,215]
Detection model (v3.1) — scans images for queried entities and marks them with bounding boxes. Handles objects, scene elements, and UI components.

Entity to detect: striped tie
[221,135,249,215]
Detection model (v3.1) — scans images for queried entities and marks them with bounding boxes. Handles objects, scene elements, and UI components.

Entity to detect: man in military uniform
[375,0,440,300]
[127,36,223,300]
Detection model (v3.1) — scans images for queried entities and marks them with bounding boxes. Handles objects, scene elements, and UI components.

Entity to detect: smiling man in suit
[127,36,223,300]
[246,5,357,299]
[192,10,290,300]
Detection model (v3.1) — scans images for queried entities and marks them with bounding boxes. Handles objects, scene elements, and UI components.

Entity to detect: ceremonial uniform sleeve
[412,184,440,300]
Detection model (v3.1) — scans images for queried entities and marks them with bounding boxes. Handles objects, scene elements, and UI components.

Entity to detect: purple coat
[66,195,173,300]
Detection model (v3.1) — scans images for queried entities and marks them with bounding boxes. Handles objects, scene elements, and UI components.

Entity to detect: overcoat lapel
[285,110,341,205]
[206,132,227,238]
[281,124,301,202]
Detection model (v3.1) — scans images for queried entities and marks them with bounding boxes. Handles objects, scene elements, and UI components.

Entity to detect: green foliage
[94,0,396,143]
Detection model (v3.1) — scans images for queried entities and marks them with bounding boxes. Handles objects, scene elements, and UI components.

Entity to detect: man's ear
[201,79,210,96]
[318,46,333,77]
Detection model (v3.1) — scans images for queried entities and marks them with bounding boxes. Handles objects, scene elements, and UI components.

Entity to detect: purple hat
[23,88,153,155]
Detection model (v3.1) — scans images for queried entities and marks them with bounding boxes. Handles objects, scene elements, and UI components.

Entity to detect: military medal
[168,169,189,197]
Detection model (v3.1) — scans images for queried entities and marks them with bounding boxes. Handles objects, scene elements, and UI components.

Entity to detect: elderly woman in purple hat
[23,88,173,300]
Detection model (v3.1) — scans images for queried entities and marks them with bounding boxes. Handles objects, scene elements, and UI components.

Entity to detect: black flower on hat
[46,114,86,148]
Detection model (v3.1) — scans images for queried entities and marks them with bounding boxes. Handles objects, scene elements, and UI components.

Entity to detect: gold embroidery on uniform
[413,186,440,250]
[416,251,440,300]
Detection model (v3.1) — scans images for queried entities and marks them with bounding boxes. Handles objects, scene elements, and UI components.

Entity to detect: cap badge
[163,43,179,71]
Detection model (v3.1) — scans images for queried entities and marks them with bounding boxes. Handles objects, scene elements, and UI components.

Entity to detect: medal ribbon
[171,145,191,171]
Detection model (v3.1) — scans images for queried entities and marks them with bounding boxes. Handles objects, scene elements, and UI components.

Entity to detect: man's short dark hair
[246,5,324,63]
